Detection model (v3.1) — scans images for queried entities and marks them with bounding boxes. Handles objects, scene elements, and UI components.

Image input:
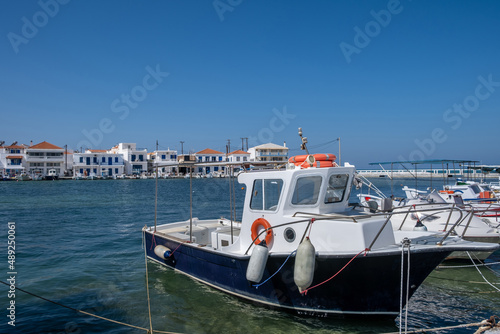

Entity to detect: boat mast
[189,160,193,243]
[154,140,158,232]
[337,137,341,166]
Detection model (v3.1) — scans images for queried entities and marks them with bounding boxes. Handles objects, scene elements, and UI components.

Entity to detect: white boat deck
[154,218,241,250]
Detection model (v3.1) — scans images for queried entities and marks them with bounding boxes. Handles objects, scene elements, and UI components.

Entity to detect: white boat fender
[294,237,316,293]
[413,220,428,231]
[154,245,172,260]
[246,240,269,283]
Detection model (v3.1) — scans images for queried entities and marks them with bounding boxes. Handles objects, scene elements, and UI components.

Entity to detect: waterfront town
[0,140,290,180]
[1,140,497,181]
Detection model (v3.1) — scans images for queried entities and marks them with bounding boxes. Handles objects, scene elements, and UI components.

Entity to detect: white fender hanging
[246,240,269,283]
[154,245,172,260]
[294,237,316,292]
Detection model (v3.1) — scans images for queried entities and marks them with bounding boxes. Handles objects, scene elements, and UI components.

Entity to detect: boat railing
[245,207,464,255]
[388,202,487,244]
[356,174,388,199]
[352,201,477,245]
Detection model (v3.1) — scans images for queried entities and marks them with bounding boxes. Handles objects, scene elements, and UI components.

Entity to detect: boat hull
[144,230,452,316]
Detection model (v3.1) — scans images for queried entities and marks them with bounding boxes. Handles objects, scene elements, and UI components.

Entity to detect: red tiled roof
[5,144,25,149]
[196,148,224,155]
[29,141,63,150]
[88,149,107,153]
[229,150,250,155]
[6,156,23,159]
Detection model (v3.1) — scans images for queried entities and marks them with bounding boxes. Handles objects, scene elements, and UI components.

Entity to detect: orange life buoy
[294,160,334,168]
[251,218,273,245]
[288,153,336,164]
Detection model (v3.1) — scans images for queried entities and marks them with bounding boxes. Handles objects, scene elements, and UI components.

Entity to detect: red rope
[307,218,315,239]
[169,241,189,257]
[149,232,157,250]
[301,248,368,295]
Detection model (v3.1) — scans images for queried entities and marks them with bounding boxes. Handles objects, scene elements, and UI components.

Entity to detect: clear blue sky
[1,0,499,167]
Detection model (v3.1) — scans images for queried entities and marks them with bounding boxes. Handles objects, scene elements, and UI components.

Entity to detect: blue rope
[253,250,297,288]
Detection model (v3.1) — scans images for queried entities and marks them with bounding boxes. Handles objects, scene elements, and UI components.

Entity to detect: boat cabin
[150,161,396,256]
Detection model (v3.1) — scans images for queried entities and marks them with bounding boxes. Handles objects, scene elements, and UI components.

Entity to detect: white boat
[357,186,500,260]
[438,179,500,218]
[15,173,31,181]
[44,169,59,180]
[143,145,497,316]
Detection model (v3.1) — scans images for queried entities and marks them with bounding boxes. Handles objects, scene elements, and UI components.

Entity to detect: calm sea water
[0,177,499,334]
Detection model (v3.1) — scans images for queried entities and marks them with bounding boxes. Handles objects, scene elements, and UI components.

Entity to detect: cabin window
[324,174,349,203]
[291,176,322,205]
[470,185,480,194]
[250,179,283,211]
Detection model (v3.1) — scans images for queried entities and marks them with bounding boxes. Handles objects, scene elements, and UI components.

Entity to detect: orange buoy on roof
[288,154,336,164]
[293,160,334,168]
[289,154,337,168]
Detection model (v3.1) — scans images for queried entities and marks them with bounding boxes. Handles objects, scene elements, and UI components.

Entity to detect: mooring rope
[0,281,182,333]
[405,240,411,333]
[466,251,500,293]
[437,261,500,269]
[144,231,154,333]
[399,238,411,334]
[384,317,499,334]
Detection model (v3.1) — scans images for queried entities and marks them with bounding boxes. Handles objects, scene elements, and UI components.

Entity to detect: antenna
[298,127,309,155]
[180,141,184,155]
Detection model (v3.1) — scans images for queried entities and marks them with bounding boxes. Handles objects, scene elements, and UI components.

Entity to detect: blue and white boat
[143,151,498,316]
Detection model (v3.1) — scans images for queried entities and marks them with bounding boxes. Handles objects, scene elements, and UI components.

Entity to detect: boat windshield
[250,179,284,211]
[470,184,481,194]
[291,176,322,205]
[324,174,349,203]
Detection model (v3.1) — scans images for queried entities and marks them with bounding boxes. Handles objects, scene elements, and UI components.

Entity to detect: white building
[26,141,65,178]
[195,148,226,176]
[148,149,178,176]
[73,149,125,178]
[110,143,148,175]
[248,143,289,163]
[0,143,28,177]
[227,150,250,163]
